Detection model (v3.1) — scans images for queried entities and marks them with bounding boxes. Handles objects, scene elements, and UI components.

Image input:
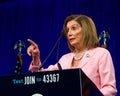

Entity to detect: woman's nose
[67,30,72,38]
[68,30,72,35]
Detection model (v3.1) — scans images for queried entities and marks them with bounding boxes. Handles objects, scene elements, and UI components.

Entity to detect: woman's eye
[71,27,77,30]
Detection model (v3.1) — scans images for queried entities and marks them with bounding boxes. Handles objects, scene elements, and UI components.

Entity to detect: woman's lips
[69,38,75,42]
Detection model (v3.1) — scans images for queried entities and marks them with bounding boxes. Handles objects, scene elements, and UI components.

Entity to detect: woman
[27,14,117,95]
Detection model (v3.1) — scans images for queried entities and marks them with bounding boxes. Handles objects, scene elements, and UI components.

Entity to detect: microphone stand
[37,30,64,71]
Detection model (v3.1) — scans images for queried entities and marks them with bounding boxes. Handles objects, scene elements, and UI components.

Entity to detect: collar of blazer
[79,48,97,68]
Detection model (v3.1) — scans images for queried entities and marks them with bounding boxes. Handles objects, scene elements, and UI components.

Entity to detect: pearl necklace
[73,54,84,60]
[73,50,86,60]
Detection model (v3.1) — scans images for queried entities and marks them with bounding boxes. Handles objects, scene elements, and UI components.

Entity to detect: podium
[0,68,103,96]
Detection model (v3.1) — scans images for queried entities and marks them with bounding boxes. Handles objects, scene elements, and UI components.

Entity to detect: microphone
[37,30,64,71]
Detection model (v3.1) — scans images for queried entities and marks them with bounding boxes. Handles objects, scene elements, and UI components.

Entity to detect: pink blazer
[29,47,117,96]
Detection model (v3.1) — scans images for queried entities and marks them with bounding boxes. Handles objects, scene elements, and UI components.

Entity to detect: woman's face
[66,20,82,48]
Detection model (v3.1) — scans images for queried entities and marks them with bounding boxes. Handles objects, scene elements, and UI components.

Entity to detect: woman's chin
[70,42,76,46]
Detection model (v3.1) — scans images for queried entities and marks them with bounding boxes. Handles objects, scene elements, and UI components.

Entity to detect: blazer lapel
[79,49,95,68]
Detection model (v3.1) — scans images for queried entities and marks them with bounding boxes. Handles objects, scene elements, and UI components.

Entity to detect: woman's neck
[74,48,86,53]
[73,48,87,61]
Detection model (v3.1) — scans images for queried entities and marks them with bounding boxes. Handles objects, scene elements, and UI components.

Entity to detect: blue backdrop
[0,0,119,95]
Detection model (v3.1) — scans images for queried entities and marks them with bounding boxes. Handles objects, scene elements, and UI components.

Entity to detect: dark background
[0,0,119,95]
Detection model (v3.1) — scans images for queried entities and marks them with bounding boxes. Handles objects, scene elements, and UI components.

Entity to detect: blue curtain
[0,0,120,95]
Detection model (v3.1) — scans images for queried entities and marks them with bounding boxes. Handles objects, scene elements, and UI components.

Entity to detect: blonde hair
[63,14,99,51]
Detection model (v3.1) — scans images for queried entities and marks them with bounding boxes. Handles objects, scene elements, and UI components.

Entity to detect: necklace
[73,50,86,60]
[73,54,84,60]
